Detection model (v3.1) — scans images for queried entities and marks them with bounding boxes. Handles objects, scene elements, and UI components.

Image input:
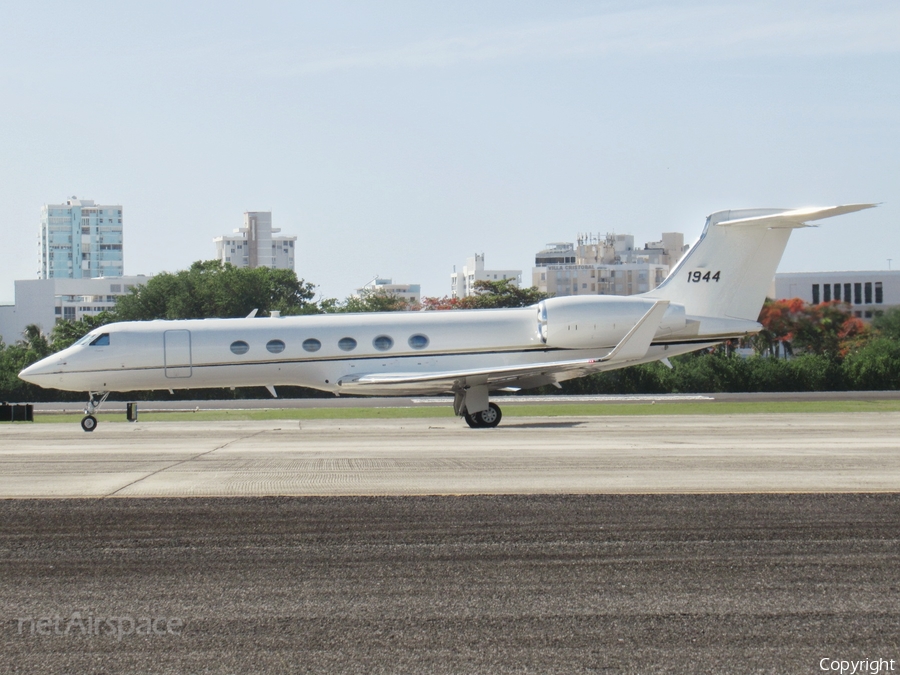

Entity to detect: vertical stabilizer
[644,204,876,321]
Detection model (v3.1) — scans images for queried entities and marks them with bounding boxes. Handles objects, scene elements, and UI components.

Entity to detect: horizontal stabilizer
[718,204,877,229]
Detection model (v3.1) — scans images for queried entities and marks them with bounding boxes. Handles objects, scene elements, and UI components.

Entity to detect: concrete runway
[27,389,900,414]
[1,413,900,498]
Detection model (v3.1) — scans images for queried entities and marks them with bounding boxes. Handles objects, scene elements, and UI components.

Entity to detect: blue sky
[1,1,897,303]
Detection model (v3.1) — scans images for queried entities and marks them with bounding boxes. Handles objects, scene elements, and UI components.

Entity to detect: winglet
[598,301,669,363]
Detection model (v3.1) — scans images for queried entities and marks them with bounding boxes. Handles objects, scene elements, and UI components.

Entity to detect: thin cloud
[261,4,900,76]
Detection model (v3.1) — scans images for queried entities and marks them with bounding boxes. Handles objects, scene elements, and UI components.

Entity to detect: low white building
[773,270,900,319]
[450,254,522,299]
[0,276,149,343]
[354,277,421,304]
[214,211,296,270]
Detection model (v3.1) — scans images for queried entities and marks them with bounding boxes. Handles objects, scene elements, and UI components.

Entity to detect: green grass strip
[14,398,900,424]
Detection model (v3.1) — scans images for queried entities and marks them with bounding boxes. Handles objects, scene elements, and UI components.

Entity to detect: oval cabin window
[338,337,357,352]
[302,338,321,352]
[266,339,286,354]
[408,334,429,350]
[230,341,250,355]
[372,335,393,351]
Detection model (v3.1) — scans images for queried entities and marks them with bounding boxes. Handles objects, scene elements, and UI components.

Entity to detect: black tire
[477,403,502,428]
[464,412,483,428]
[81,415,97,432]
[465,403,502,429]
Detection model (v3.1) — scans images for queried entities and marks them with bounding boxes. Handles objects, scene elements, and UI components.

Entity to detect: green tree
[842,337,900,390]
[423,280,548,311]
[333,289,414,313]
[19,324,51,360]
[466,279,548,309]
[872,307,900,341]
[114,261,326,320]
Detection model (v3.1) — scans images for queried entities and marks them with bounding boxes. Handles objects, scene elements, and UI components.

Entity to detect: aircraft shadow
[503,421,586,429]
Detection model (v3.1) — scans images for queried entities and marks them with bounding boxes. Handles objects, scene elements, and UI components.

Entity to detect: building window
[875,282,883,304]
[266,339,285,354]
[844,284,851,304]
[302,338,321,352]
[834,284,841,302]
[854,283,862,305]
[865,282,872,304]
[823,284,831,302]
[338,337,357,351]
[811,284,820,305]
[230,341,250,355]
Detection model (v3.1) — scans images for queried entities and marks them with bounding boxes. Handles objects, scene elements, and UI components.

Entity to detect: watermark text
[15,612,183,641]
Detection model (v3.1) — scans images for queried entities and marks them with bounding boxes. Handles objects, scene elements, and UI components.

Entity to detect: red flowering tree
[755,298,868,359]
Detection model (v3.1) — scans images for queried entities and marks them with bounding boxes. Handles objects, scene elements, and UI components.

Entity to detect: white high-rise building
[214,211,296,270]
[39,197,124,279]
[450,254,522,299]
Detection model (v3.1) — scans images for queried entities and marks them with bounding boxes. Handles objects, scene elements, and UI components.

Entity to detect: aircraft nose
[18,356,60,384]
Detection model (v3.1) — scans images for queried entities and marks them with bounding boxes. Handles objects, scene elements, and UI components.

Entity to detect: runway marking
[103,429,269,498]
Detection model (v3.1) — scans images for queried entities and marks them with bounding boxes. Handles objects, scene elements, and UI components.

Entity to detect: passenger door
[164,330,192,378]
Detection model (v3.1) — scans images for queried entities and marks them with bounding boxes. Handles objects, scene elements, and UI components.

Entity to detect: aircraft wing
[338,301,669,392]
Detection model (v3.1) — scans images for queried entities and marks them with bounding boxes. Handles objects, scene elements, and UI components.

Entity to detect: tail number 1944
[688,270,721,283]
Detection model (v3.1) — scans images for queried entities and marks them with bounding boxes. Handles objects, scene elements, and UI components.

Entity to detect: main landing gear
[81,391,109,432]
[464,402,503,429]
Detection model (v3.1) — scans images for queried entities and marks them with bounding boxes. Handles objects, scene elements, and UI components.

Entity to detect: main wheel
[466,403,502,429]
[478,403,502,428]
[81,415,97,432]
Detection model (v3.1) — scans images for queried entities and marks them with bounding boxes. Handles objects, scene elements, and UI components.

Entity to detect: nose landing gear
[81,391,109,432]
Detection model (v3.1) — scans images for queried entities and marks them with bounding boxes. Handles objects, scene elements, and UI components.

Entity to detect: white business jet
[20,204,875,432]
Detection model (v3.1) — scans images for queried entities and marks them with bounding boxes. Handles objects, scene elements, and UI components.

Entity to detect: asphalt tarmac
[2,494,899,674]
[3,411,899,673]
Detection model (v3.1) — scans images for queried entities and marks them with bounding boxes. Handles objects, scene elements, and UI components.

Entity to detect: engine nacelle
[537,296,686,349]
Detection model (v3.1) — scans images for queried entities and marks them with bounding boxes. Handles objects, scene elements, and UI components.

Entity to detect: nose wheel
[464,402,502,428]
[81,391,109,432]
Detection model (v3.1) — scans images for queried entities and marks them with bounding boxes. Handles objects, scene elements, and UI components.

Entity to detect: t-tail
[643,204,877,322]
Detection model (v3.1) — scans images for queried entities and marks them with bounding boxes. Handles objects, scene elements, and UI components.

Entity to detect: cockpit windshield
[74,332,110,347]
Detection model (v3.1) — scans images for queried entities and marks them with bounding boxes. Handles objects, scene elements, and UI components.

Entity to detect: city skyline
[1,2,897,302]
